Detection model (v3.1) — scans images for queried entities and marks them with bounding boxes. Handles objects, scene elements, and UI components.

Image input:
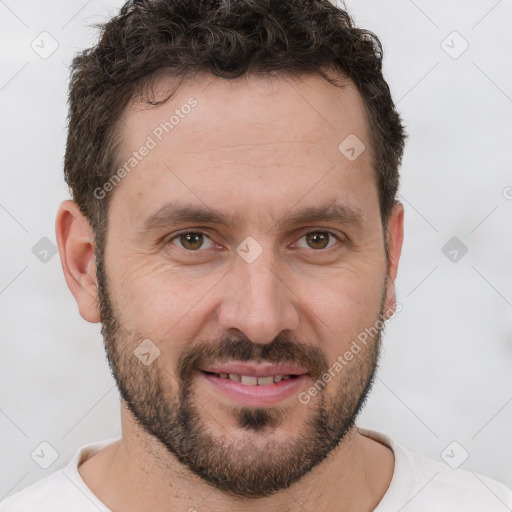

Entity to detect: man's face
[96,73,398,497]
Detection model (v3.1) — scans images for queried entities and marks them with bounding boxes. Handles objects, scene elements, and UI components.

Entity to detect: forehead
[110,71,377,227]
[120,71,371,153]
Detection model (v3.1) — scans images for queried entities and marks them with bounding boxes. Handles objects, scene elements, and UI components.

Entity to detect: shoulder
[359,428,512,511]
[406,450,512,510]
[0,471,77,512]
[0,438,118,512]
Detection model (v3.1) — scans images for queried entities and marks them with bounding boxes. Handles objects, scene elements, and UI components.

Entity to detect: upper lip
[200,362,309,377]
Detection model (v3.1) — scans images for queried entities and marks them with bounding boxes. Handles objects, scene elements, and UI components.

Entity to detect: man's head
[56,0,405,499]
[64,0,405,237]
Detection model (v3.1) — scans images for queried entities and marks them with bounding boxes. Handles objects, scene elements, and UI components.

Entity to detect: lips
[197,362,310,405]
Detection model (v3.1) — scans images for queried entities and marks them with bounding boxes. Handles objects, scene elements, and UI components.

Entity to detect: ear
[55,200,100,323]
[383,202,404,318]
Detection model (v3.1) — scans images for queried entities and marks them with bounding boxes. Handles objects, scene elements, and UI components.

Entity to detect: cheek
[297,264,386,350]
[108,255,223,337]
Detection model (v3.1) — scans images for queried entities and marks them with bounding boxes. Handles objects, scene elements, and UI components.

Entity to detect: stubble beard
[96,249,387,498]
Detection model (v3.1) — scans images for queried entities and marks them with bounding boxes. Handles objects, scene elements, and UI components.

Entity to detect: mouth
[201,371,301,385]
[198,363,310,406]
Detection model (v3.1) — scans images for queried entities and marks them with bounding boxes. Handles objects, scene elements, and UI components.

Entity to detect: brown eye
[181,233,203,250]
[296,231,339,250]
[306,232,329,249]
[171,232,214,251]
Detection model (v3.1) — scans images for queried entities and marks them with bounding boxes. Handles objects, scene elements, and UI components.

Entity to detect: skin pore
[56,71,403,512]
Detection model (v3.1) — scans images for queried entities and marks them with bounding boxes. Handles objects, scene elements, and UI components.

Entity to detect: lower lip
[199,371,309,407]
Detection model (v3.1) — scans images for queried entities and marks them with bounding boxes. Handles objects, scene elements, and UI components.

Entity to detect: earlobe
[383,202,404,317]
[55,200,100,323]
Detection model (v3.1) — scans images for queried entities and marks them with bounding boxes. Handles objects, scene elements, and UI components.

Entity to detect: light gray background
[1,0,511,502]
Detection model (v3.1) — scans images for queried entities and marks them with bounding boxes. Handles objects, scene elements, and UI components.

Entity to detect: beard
[96,252,387,498]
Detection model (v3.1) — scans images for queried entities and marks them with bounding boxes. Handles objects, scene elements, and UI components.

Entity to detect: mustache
[176,334,329,384]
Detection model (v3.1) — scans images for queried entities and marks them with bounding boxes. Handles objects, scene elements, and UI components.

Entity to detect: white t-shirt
[1,428,511,511]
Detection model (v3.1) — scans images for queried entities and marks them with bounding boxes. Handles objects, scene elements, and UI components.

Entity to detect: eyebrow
[273,203,365,231]
[142,200,365,233]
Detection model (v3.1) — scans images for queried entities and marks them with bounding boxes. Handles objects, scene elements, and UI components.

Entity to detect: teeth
[257,376,274,386]
[241,375,258,385]
[215,373,295,385]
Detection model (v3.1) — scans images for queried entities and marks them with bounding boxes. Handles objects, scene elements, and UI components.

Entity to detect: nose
[217,250,300,345]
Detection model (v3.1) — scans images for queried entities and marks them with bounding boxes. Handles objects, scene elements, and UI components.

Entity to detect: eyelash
[167,229,343,253]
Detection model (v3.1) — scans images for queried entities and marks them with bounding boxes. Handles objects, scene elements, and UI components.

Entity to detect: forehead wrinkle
[175,140,316,154]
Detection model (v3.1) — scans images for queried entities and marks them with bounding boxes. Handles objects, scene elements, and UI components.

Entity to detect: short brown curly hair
[64,0,406,239]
